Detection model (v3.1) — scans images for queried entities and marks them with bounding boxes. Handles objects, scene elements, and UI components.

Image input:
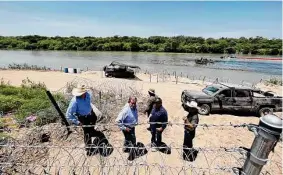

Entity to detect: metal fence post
[157,74,159,83]
[176,76,178,84]
[99,91,102,109]
[241,114,282,175]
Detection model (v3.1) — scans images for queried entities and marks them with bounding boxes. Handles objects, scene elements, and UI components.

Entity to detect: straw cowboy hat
[148,88,155,94]
[186,101,200,110]
[72,84,89,96]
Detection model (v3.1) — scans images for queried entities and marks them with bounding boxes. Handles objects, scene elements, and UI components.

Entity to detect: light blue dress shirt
[65,92,92,125]
[115,103,138,130]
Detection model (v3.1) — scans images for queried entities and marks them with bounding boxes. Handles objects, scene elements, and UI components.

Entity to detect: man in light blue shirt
[66,91,93,126]
[115,96,138,153]
[66,85,98,155]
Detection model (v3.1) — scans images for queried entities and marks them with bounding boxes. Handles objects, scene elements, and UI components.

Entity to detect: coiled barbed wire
[0,75,282,175]
[1,122,282,175]
[0,121,254,131]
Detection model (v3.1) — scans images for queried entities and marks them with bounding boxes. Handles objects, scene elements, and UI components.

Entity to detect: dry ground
[0,70,282,175]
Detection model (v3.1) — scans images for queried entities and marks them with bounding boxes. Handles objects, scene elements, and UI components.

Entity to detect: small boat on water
[195,57,215,65]
[220,55,237,59]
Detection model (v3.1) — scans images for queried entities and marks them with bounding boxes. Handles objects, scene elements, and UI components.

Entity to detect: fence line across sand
[139,69,264,87]
[1,64,280,87]
[0,120,282,175]
[0,71,282,175]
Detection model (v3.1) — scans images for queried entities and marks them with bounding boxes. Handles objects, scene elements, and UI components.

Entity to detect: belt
[76,112,92,118]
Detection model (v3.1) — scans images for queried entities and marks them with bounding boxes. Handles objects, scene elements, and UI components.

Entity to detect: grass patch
[264,78,283,86]
[0,78,68,125]
[8,63,51,71]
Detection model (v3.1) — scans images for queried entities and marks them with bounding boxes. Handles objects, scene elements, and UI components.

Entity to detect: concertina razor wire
[0,76,282,175]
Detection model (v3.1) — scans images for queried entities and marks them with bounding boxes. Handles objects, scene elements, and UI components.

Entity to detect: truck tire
[198,104,211,115]
[258,107,274,117]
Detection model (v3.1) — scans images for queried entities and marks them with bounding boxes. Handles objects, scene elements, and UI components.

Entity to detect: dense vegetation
[0,35,282,55]
[7,63,51,71]
[264,78,283,86]
[0,78,68,126]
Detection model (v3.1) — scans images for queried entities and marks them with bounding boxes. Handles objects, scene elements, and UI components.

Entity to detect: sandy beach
[0,69,282,174]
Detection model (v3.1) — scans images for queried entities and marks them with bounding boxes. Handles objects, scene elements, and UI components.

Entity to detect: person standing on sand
[143,88,158,131]
[66,84,100,155]
[149,97,168,151]
[116,96,138,153]
[182,101,199,161]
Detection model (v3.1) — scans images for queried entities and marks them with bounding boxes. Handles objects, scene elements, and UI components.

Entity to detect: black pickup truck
[181,83,282,117]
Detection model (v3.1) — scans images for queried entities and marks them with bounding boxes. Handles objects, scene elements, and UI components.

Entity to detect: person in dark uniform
[149,97,168,151]
[143,88,157,131]
[182,101,199,161]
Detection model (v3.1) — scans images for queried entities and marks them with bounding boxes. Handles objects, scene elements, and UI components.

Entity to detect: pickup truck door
[213,89,234,110]
[232,89,253,111]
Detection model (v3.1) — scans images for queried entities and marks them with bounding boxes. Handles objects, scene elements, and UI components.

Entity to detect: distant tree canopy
[0,35,282,55]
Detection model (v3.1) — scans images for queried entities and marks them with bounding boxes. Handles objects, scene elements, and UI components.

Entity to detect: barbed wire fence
[1,64,278,88]
[139,69,270,88]
[0,121,282,175]
[0,74,282,175]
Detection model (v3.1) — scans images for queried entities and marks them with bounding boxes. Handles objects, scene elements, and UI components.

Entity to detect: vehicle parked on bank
[181,83,282,117]
[103,61,140,78]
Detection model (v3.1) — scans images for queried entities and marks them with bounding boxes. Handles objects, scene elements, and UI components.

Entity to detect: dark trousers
[122,127,136,148]
[183,130,195,148]
[151,127,163,146]
[183,130,198,161]
[77,110,100,150]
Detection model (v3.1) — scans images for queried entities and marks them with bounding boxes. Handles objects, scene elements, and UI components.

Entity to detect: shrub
[8,63,51,71]
[0,95,26,113]
[0,78,10,87]
[36,100,68,126]
[21,77,47,89]
[265,78,283,86]
[0,79,68,125]
[16,98,50,121]
[0,86,21,96]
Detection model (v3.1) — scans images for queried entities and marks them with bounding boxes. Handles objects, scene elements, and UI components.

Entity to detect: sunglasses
[130,101,136,105]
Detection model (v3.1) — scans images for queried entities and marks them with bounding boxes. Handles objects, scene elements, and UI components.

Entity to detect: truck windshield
[202,86,219,95]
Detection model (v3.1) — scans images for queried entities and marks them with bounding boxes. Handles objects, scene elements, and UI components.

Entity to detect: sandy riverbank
[0,70,282,174]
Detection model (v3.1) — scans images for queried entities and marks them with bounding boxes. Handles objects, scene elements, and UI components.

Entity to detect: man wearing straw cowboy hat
[66,84,100,155]
[182,100,200,161]
[143,88,158,131]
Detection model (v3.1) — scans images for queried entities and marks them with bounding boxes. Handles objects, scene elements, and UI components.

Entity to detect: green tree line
[0,35,282,55]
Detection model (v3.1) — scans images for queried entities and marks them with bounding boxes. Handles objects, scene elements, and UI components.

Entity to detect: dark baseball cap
[155,97,162,103]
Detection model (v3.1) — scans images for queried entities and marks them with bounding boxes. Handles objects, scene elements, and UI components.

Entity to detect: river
[0,50,281,84]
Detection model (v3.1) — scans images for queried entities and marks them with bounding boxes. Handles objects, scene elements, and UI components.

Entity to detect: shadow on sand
[183,146,199,162]
[87,131,114,157]
[105,75,142,81]
[209,110,259,117]
[127,142,148,161]
[157,142,172,155]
